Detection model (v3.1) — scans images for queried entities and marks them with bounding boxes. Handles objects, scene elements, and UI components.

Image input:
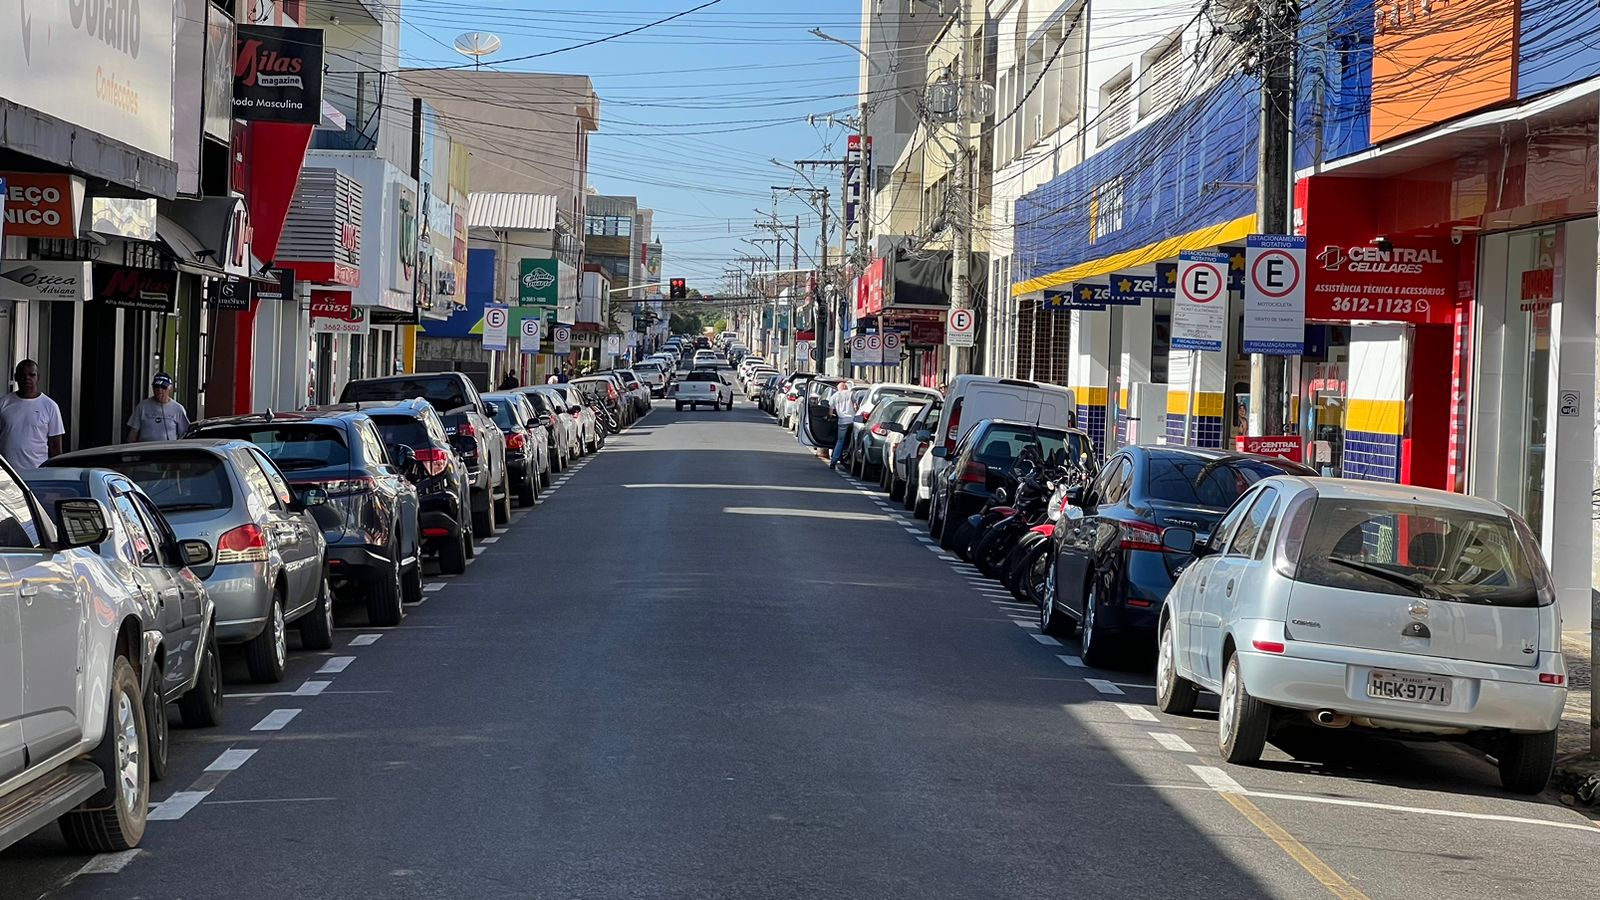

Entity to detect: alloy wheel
[114,688,142,812]
[1157,626,1176,702]
[271,602,287,671]
[1220,661,1240,743]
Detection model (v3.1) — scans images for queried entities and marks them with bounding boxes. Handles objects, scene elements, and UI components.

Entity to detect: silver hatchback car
[50,440,330,684]
[1155,477,1566,793]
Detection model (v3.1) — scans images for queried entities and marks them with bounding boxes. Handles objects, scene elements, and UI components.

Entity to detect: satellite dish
[453,32,502,69]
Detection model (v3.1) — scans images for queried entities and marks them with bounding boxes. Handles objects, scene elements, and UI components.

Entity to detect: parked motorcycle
[964,455,1050,572]
[1002,474,1083,604]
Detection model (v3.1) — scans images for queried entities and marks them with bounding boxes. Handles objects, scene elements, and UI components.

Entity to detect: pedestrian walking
[0,360,65,470]
[828,381,857,470]
[127,372,191,442]
[498,371,520,389]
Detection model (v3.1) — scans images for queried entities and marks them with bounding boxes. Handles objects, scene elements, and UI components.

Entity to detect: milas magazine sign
[234,26,325,123]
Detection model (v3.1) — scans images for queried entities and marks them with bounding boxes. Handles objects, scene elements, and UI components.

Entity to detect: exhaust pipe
[1309,710,1351,729]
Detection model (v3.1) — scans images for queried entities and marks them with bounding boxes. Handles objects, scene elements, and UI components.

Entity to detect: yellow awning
[1011,213,1258,298]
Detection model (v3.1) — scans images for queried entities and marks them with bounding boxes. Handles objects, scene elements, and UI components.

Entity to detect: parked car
[0,459,162,853]
[670,370,733,410]
[610,369,652,418]
[1154,477,1567,794]
[340,372,511,538]
[634,361,670,397]
[23,469,223,781]
[893,400,943,515]
[1045,446,1315,667]
[573,375,632,429]
[757,373,784,413]
[850,396,934,481]
[346,399,475,575]
[517,387,575,472]
[483,391,550,506]
[49,440,331,683]
[554,384,604,452]
[856,383,942,431]
[779,376,812,429]
[798,377,847,447]
[931,376,1077,487]
[928,419,1095,556]
[190,410,424,623]
[745,368,779,400]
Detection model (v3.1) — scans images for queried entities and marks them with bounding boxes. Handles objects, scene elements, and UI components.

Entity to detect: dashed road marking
[149,791,210,821]
[480,537,500,544]
[423,582,446,593]
[317,656,355,674]
[1030,634,1063,647]
[915,537,935,544]
[1086,678,1125,695]
[1057,654,1085,667]
[251,708,302,732]
[925,545,945,553]
[1012,620,1037,629]
[207,748,258,772]
[73,850,142,876]
[349,633,383,646]
[1190,765,1247,794]
[1151,731,1197,753]
[294,680,331,697]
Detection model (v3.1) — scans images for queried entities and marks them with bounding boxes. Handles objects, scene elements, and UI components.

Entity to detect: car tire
[368,548,405,628]
[913,490,930,520]
[1012,541,1050,605]
[889,469,904,501]
[439,526,469,575]
[1079,580,1117,669]
[1039,565,1077,636]
[938,506,961,552]
[402,559,424,606]
[676,401,683,411]
[245,594,288,683]
[1497,730,1558,794]
[1219,653,1271,765]
[298,576,336,651]
[496,471,514,522]
[517,470,537,506]
[472,487,493,538]
[929,501,943,540]
[1156,617,1200,716]
[145,665,169,783]
[177,629,224,728]
[60,656,148,853]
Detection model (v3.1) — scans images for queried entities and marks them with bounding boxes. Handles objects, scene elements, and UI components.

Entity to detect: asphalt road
[5,401,1598,899]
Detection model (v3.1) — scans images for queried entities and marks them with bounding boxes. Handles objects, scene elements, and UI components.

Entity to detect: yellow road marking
[1217,790,1371,900]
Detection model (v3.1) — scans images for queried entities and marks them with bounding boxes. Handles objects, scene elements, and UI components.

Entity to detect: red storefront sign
[909,320,945,345]
[858,258,887,316]
[1295,176,1456,325]
[1233,435,1304,464]
[2,173,86,239]
[309,290,368,334]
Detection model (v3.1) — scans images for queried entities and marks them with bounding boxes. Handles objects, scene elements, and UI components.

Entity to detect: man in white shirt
[127,372,192,442]
[828,381,858,470]
[0,360,66,470]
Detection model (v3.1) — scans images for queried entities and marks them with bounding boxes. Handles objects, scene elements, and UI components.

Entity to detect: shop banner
[1109,269,1171,303]
[482,304,509,351]
[1221,246,1246,293]
[310,290,369,335]
[553,324,572,355]
[1243,234,1307,355]
[0,261,91,301]
[1173,251,1228,351]
[1065,283,1111,310]
[254,268,296,305]
[908,321,943,345]
[2,174,86,239]
[518,315,543,355]
[93,265,177,313]
[234,26,325,123]
[1233,435,1304,464]
[214,279,252,311]
[519,258,559,306]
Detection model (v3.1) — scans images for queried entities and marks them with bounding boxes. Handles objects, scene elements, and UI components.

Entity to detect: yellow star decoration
[1079,286,1093,301]
[1164,268,1177,284]
[1230,251,1246,271]
[1118,277,1133,294]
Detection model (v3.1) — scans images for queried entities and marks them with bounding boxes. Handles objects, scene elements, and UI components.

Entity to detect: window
[1139,34,1185,117]
[131,493,180,567]
[112,491,158,566]
[1225,488,1278,558]
[584,215,633,238]
[197,424,349,472]
[1098,70,1133,145]
[1145,456,1296,509]
[1211,491,1255,550]
[1102,458,1134,505]
[0,466,42,549]
[1091,176,1125,242]
[358,422,392,469]
[245,449,296,510]
[78,450,234,513]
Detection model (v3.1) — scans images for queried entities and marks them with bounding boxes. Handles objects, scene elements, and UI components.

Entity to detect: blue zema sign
[1108,268,1174,303]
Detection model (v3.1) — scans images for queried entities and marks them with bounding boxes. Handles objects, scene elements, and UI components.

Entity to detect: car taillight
[216,524,268,564]
[313,476,378,496]
[960,461,987,484]
[607,385,618,400]
[628,382,641,390]
[1118,520,1165,552]
[870,423,888,436]
[1540,673,1565,685]
[944,405,962,451]
[505,432,526,450]
[1251,640,1286,654]
[916,441,930,456]
[413,447,450,477]
[457,423,477,438]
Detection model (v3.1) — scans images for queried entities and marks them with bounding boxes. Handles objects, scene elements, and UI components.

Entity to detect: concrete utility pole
[1248,0,1299,437]
[948,0,974,381]
[776,181,835,373]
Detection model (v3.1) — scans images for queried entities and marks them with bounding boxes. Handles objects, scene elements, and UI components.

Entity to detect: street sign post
[1243,234,1306,354]
[1173,251,1227,351]
[882,331,902,365]
[518,316,541,355]
[482,304,509,351]
[946,307,976,348]
[553,325,571,356]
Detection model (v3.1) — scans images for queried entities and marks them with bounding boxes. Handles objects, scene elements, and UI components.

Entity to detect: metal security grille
[1099,75,1132,145]
[1014,299,1072,386]
[1141,40,1184,116]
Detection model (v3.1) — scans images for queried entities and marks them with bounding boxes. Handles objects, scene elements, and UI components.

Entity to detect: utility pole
[1249,0,1299,437]
[775,182,834,373]
[948,0,974,381]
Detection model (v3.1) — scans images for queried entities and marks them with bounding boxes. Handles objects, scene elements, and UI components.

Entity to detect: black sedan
[1043,445,1316,667]
[927,419,1096,554]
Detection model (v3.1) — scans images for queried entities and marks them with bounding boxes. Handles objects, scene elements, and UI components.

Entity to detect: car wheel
[1013,542,1050,605]
[889,469,904,501]
[177,628,224,728]
[298,576,336,651]
[463,521,476,559]
[928,500,944,540]
[144,666,169,783]
[913,488,930,519]
[471,487,493,538]
[1155,617,1200,715]
[518,469,537,506]
[938,505,961,552]
[439,526,469,575]
[1039,564,1076,636]
[1497,730,1558,794]
[1079,580,1117,668]
[368,549,405,627]
[675,402,683,411]
[245,594,288,683]
[496,471,514,522]
[60,656,147,853]
[402,558,424,606]
[1219,653,1271,765]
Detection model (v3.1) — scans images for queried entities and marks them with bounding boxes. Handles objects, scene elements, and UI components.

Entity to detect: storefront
[277,167,363,406]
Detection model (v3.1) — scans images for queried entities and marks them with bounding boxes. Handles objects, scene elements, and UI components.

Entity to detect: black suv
[313,399,474,575]
[341,372,511,538]
[516,387,571,472]
[188,410,424,622]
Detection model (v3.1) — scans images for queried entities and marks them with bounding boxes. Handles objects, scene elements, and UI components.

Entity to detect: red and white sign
[1295,175,1456,325]
[858,258,887,316]
[946,307,976,348]
[310,290,368,334]
[2,173,86,239]
[1233,435,1304,464]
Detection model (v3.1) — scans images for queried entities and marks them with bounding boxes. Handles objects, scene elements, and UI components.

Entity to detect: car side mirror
[931,447,948,459]
[526,417,541,429]
[886,423,906,434]
[298,486,330,509]
[55,498,110,549]
[483,402,500,418]
[179,538,214,567]
[1161,527,1199,556]
[914,429,932,442]
[569,405,583,415]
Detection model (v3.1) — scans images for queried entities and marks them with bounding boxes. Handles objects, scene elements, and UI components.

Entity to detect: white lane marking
[1114,703,1160,722]
[903,528,923,535]
[206,748,257,772]
[915,537,935,544]
[294,680,331,696]
[204,797,337,805]
[926,545,945,553]
[937,555,959,562]
[1012,620,1037,629]
[480,537,500,545]
[1191,765,1247,794]
[251,708,302,732]
[1057,654,1085,667]
[1031,634,1063,646]
[1238,789,1600,835]
[148,791,210,821]
[73,850,142,876]
[223,690,293,699]
[1151,732,1197,753]
[472,545,488,555]
[349,633,382,646]
[423,582,446,593]
[1086,678,1126,695]
[317,656,355,674]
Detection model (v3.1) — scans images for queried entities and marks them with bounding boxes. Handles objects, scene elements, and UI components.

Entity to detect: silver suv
[0,456,162,853]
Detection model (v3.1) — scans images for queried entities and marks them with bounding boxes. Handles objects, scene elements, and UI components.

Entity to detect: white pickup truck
[670,370,732,411]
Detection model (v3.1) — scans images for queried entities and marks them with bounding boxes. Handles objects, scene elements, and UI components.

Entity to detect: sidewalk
[1551,630,1598,811]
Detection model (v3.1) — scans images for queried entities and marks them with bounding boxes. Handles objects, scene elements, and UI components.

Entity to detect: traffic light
[669,277,687,300]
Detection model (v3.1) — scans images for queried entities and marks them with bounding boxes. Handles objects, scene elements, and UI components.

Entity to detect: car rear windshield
[1145,457,1294,508]
[343,377,469,411]
[1293,499,1544,607]
[71,450,234,512]
[196,425,350,472]
[485,397,526,430]
[974,427,1086,471]
[369,415,433,452]
[685,371,721,382]
[573,382,608,400]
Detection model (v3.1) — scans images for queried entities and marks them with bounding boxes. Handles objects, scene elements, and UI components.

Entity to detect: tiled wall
[1165,413,1224,448]
[1342,429,1401,482]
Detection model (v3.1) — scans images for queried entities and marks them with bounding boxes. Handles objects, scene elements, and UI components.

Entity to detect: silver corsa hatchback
[1155,477,1567,793]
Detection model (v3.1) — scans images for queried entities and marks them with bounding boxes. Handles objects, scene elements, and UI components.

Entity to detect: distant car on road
[483,391,551,507]
[670,370,733,410]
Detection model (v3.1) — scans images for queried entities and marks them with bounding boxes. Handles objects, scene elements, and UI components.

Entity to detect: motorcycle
[964,455,1053,573]
[1002,473,1084,604]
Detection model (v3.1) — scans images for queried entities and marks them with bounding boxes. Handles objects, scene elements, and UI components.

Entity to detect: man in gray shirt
[127,373,191,442]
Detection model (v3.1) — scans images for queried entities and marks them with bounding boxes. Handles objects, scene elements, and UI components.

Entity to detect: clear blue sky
[399,0,866,293]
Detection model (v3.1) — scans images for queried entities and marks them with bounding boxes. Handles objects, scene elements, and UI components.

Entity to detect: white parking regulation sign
[947,307,976,348]
[518,316,542,355]
[482,304,509,352]
[1243,234,1306,355]
[863,333,883,366]
[553,325,572,355]
[1172,251,1227,352]
[882,331,902,360]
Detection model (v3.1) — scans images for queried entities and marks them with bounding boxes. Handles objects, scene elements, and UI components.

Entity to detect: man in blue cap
[127,372,191,442]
